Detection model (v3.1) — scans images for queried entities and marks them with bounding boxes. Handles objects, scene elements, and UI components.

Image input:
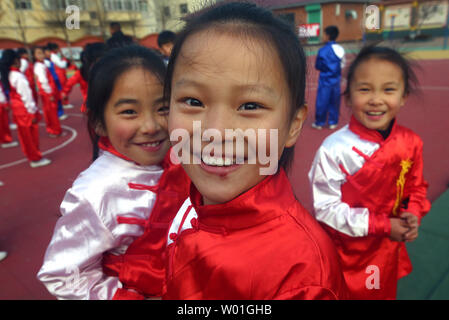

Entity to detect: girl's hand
[389,218,409,242]
[400,212,419,229]
[403,226,418,242]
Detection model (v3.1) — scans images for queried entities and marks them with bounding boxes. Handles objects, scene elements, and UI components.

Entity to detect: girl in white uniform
[37,46,174,299]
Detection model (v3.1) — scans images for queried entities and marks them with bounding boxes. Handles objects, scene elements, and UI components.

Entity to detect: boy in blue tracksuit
[312,26,345,130]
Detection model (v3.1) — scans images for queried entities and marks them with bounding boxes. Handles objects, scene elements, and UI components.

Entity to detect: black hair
[0,49,20,92]
[157,30,176,48]
[17,47,28,57]
[163,1,307,172]
[86,45,166,160]
[325,25,339,41]
[343,45,418,98]
[47,42,59,51]
[80,42,108,81]
[110,22,121,29]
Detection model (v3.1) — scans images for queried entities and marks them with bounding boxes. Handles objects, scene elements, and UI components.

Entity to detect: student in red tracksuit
[48,42,71,108]
[33,47,62,137]
[61,42,107,113]
[0,79,19,149]
[18,47,38,104]
[0,49,51,168]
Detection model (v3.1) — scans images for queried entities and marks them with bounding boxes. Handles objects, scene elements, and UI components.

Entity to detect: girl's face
[97,67,170,166]
[169,29,305,205]
[34,48,45,61]
[347,58,406,131]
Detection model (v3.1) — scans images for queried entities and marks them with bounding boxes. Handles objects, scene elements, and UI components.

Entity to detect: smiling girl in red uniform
[309,46,431,299]
[0,49,51,168]
[38,45,190,300]
[162,2,347,300]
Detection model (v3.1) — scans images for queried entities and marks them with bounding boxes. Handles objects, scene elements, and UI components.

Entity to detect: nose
[368,91,384,106]
[140,112,161,135]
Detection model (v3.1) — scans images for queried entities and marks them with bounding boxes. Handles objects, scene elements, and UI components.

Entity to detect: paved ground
[0,51,448,300]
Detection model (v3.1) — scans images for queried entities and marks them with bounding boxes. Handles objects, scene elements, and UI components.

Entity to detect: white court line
[0,124,78,170]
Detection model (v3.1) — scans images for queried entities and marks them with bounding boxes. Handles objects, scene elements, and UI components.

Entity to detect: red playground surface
[1,57,448,299]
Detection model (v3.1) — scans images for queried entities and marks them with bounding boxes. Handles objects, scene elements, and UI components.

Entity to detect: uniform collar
[189,168,297,232]
[349,115,397,144]
[10,67,20,72]
[98,136,134,163]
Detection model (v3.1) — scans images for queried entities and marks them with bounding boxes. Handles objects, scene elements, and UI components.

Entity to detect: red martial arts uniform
[8,67,42,161]
[62,69,88,113]
[51,52,68,105]
[0,81,13,144]
[20,58,38,104]
[309,116,431,299]
[34,61,62,136]
[164,168,348,300]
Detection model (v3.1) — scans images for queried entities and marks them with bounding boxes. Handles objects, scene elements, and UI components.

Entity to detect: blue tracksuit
[314,41,343,126]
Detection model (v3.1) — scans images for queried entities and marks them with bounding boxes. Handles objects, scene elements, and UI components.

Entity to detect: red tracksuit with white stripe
[34,61,62,136]
[8,67,42,161]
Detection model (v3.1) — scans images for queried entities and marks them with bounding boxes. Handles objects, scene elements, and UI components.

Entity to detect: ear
[94,122,107,137]
[285,105,307,148]
[400,93,408,107]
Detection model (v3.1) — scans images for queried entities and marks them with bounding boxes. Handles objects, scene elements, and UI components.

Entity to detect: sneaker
[0,181,4,187]
[9,123,17,130]
[311,123,323,130]
[30,158,52,168]
[329,124,338,130]
[49,133,61,138]
[59,114,68,120]
[1,141,19,148]
[0,251,7,261]
[63,104,74,109]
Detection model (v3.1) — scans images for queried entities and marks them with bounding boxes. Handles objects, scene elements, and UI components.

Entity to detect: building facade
[0,0,214,50]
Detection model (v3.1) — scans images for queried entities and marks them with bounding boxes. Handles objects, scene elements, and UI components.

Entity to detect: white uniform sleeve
[308,145,369,237]
[37,189,122,300]
[20,58,29,73]
[51,53,67,69]
[34,63,52,94]
[9,71,37,114]
[331,44,346,69]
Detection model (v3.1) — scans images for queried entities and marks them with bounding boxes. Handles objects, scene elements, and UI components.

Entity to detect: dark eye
[358,88,369,92]
[385,88,396,92]
[158,105,169,115]
[238,102,263,111]
[184,98,203,107]
[120,109,136,115]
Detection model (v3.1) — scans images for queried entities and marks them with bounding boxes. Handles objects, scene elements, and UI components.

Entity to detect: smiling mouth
[139,141,163,147]
[366,111,386,116]
[201,155,237,167]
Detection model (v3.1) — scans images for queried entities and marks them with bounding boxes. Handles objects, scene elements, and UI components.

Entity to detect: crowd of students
[1,2,432,300]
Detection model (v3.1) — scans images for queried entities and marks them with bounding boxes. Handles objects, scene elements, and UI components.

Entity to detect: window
[163,6,170,17]
[42,0,88,10]
[104,0,140,12]
[15,0,32,10]
[139,0,148,12]
[180,3,188,14]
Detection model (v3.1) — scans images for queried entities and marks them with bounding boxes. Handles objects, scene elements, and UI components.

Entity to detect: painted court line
[0,124,78,170]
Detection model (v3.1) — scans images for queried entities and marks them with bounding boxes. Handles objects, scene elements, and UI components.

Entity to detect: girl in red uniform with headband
[309,46,431,299]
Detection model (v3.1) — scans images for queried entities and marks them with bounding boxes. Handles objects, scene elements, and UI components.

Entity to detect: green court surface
[397,189,449,300]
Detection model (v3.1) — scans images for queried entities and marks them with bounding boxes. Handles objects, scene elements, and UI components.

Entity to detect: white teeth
[142,141,160,147]
[202,155,235,166]
[367,111,384,116]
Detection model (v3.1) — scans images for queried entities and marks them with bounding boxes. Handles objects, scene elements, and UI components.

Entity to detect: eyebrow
[114,98,138,107]
[174,78,276,96]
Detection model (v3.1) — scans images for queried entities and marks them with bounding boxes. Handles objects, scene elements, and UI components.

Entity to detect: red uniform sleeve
[62,70,81,97]
[400,138,431,223]
[275,286,339,300]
